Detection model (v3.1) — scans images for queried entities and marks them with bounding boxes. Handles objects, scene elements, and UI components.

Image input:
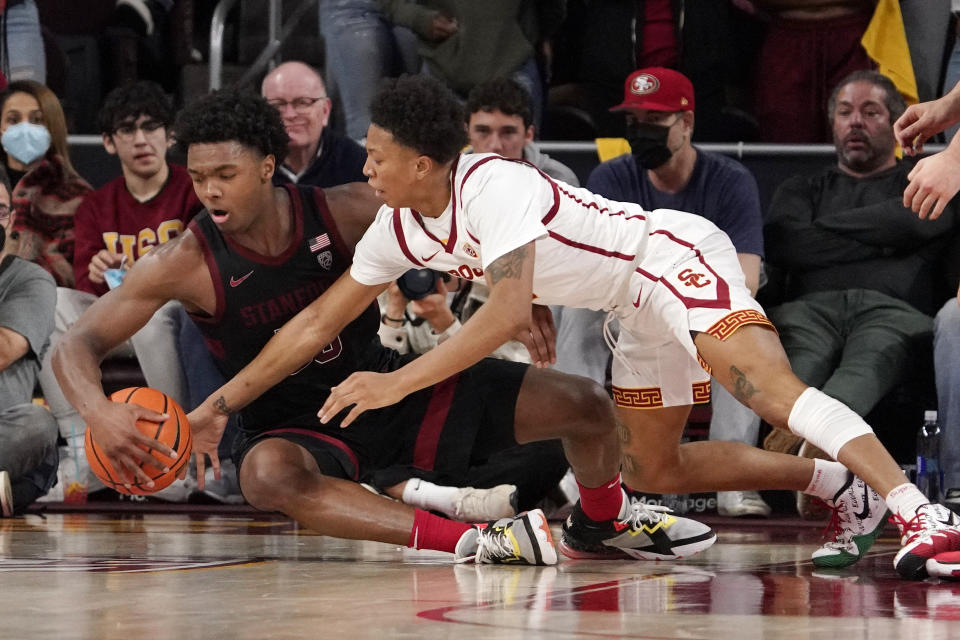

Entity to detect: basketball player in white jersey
[191,76,960,580]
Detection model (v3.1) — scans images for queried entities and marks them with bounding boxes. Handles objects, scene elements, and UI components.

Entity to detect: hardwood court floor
[0,510,958,639]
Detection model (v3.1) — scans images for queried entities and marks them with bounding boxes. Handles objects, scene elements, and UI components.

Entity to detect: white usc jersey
[352,153,724,311]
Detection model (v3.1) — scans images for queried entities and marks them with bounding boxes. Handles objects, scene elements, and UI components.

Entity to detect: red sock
[577,474,625,522]
[408,508,473,553]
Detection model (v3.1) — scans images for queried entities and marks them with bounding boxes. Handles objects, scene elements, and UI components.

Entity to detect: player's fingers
[527,327,550,366]
[903,180,919,210]
[209,451,222,481]
[132,431,177,461]
[120,456,155,488]
[911,186,932,218]
[340,403,366,429]
[195,452,207,491]
[930,197,949,221]
[136,408,170,425]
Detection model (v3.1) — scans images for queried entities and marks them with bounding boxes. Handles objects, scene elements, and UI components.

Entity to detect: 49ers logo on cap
[630,74,660,95]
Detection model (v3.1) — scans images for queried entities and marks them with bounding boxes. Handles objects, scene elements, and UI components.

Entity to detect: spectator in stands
[0,164,59,515]
[1,80,91,287]
[1,1,45,84]
[564,67,769,517]
[763,70,960,516]
[465,76,579,186]
[261,61,367,188]
[744,0,875,143]
[318,0,419,141]
[379,0,567,129]
[36,81,200,503]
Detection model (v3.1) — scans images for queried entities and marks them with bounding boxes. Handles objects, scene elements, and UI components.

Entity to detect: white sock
[885,483,929,520]
[803,458,851,501]
[402,478,459,514]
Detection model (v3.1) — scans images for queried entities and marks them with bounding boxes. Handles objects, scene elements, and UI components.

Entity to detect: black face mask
[627,121,674,170]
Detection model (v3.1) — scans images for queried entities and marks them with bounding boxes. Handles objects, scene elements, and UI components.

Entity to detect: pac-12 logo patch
[317,250,333,270]
[462,243,478,258]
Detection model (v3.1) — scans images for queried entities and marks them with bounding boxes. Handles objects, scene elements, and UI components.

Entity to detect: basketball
[84,387,193,495]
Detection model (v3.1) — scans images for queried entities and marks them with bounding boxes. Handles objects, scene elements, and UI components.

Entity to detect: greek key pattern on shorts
[613,386,663,409]
[613,383,712,409]
[706,310,775,341]
[692,381,711,404]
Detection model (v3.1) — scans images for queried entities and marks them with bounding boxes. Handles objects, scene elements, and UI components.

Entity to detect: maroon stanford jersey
[188,184,393,429]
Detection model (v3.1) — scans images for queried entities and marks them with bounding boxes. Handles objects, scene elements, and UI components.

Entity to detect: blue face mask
[1,121,51,165]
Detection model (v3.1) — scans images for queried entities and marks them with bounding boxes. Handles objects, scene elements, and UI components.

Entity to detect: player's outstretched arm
[319,242,538,427]
[51,240,194,486]
[196,271,387,418]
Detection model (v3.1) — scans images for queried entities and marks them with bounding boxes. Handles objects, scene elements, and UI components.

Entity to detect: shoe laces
[620,501,672,529]
[474,524,517,564]
[821,500,854,548]
[889,504,960,545]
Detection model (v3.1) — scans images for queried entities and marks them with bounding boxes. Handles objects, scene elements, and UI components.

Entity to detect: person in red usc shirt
[35,81,201,503]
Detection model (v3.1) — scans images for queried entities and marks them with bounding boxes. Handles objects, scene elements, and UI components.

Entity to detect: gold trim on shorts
[613,381,712,409]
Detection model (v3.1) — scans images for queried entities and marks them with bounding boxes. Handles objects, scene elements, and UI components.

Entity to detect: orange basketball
[84,387,193,495]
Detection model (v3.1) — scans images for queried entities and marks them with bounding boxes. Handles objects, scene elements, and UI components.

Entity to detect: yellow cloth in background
[595,138,632,163]
[861,0,918,106]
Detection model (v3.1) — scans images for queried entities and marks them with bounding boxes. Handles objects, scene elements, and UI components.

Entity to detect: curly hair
[175,89,289,165]
[370,75,466,164]
[466,78,533,129]
[98,81,175,135]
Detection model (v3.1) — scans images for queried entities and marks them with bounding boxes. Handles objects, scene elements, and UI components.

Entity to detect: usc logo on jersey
[677,268,712,288]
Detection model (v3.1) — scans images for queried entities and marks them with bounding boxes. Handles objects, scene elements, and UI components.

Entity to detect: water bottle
[916,410,942,501]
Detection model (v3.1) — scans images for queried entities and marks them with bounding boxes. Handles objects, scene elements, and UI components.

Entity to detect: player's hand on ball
[84,398,174,487]
[319,371,406,428]
[186,401,229,490]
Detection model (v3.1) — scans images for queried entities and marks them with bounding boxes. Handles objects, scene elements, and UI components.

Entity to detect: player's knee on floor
[238,441,323,512]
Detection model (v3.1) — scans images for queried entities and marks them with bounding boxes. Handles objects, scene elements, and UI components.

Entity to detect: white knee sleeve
[787,387,874,459]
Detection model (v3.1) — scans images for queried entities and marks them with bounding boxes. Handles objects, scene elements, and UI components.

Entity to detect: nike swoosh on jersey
[420,250,441,262]
[229,270,254,287]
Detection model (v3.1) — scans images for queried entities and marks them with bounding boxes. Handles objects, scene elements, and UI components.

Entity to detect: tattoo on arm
[616,419,631,445]
[621,453,639,476]
[486,245,528,286]
[213,395,233,415]
[729,365,757,403]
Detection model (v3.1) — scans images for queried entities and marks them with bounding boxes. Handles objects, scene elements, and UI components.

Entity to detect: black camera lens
[396,268,440,300]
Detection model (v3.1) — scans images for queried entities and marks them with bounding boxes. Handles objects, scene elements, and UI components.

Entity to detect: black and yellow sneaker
[560,500,716,560]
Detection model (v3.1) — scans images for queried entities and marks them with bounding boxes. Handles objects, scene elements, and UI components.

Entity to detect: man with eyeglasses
[34,80,202,503]
[262,61,367,188]
[0,164,60,516]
